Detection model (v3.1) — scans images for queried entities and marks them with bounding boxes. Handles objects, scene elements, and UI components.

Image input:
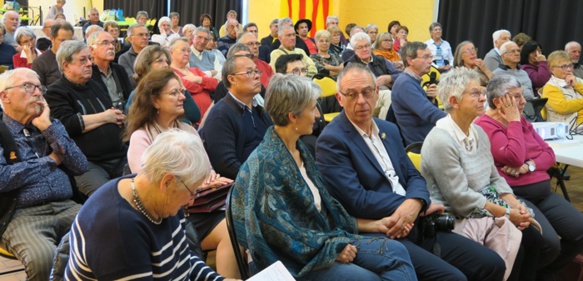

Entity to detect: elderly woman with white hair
[13,26,42,68]
[232,74,416,280]
[151,16,179,47]
[420,67,544,281]
[476,74,583,279]
[65,130,239,281]
[182,23,196,46]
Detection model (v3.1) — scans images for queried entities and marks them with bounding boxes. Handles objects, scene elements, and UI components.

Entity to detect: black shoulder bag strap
[0,113,22,238]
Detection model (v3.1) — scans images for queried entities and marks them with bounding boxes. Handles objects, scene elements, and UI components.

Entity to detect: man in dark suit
[315,63,505,281]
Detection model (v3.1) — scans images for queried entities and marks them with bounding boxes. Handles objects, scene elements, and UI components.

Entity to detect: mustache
[106,50,115,56]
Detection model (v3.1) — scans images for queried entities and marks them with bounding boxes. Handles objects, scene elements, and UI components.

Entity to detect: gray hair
[127,24,146,37]
[337,63,376,92]
[350,31,370,47]
[222,56,240,88]
[226,43,251,59]
[401,41,428,67]
[326,15,339,25]
[429,22,442,32]
[87,30,107,46]
[438,67,481,113]
[278,17,292,27]
[264,74,321,126]
[182,24,196,34]
[314,30,331,42]
[226,18,239,27]
[269,18,279,27]
[85,25,103,39]
[0,68,39,91]
[14,27,36,44]
[169,37,189,49]
[565,41,581,51]
[158,16,171,29]
[492,29,511,43]
[56,40,87,72]
[194,26,210,36]
[349,26,364,37]
[485,75,521,109]
[499,41,517,55]
[278,24,294,37]
[136,11,148,20]
[365,24,378,33]
[140,130,211,188]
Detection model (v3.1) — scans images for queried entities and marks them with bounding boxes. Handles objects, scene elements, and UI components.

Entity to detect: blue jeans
[299,236,416,281]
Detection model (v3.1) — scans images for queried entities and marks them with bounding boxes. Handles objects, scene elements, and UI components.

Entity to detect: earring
[295,127,298,131]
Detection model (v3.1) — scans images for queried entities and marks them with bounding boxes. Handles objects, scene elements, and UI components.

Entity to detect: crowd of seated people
[3,7,583,281]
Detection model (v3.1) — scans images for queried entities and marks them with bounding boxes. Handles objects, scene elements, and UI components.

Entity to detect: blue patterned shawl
[232,126,358,277]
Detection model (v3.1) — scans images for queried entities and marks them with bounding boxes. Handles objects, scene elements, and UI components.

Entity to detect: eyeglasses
[466,89,486,99]
[462,47,478,54]
[382,39,394,43]
[231,69,262,78]
[177,177,196,197]
[196,35,209,41]
[167,88,187,96]
[287,68,307,75]
[95,40,115,47]
[553,63,573,71]
[417,55,433,60]
[503,49,520,55]
[245,41,260,47]
[339,87,376,101]
[134,32,150,38]
[354,43,372,51]
[5,83,47,95]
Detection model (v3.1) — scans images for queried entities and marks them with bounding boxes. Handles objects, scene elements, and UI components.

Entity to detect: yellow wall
[249,0,436,42]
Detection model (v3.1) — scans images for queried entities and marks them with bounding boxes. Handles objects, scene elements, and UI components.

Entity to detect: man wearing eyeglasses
[189,27,223,80]
[391,41,447,146]
[32,21,74,86]
[238,32,274,88]
[119,24,151,87]
[88,31,132,113]
[201,55,272,180]
[316,63,505,281]
[493,41,535,100]
[0,68,88,280]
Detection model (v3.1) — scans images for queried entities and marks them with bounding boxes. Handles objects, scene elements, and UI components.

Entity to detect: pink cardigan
[474,114,555,186]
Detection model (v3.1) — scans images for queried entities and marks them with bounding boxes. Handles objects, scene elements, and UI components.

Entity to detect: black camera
[422,213,455,238]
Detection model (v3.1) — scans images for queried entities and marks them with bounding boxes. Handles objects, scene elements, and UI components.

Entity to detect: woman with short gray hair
[13,26,40,68]
[65,130,238,281]
[232,74,417,280]
[476,74,583,278]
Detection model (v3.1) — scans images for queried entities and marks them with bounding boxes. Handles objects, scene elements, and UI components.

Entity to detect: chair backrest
[225,185,251,279]
[405,142,423,171]
[313,76,337,98]
[524,98,548,122]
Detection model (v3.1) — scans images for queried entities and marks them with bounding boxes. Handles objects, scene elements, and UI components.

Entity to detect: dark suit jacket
[315,111,430,219]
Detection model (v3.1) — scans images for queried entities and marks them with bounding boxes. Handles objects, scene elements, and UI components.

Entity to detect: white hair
[140,130,211,187]
[326,15,339,25]
[565,41,581,51]
[499,41,517,55]
[492,29,511,44]
[350,31,370,47]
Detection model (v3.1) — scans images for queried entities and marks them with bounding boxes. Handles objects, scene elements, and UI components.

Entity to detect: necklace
[131,179,162,225]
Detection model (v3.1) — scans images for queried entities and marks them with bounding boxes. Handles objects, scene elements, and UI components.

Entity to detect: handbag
[186,183,232,213]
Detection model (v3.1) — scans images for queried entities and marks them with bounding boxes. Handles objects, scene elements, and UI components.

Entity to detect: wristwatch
[526,160,535,172]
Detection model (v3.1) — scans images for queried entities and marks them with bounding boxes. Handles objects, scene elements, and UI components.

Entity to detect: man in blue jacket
[316,63,505,281]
